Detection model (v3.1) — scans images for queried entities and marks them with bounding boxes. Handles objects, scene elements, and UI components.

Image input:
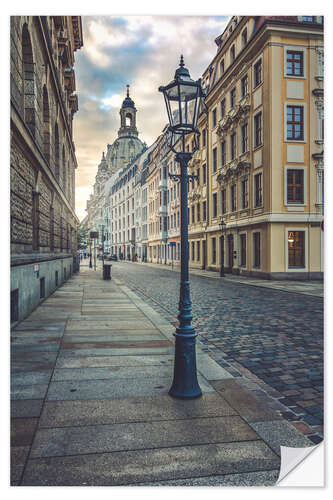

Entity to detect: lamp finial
[126,84,130,97]
[180,54,185,68]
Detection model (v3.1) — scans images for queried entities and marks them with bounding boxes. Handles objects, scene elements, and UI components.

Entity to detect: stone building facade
[10,16,83,323]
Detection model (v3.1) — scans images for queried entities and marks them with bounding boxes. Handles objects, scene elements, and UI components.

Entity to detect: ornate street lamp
[159,55,204,399]
[219,218,226,277]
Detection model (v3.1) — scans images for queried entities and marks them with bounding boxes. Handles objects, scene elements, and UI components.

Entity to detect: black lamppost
[89,239,92,269]
[159,55,204,399]
[219,218,226,277]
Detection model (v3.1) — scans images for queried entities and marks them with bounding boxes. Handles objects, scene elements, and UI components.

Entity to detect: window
[191,241,195,261]
[302,16,313,22]
[221,98,226,118]
[286,51,304,76]
[197,241,201,261]
[197,202,201,221]
[221,141,226,166]
[241,123,248,153]
[287,169,304,204]
[240,234,246,266]
[254,173,263,207]
[212,237,216,264]
[241,178,248,208]
[231,184,236,212]
[253,232,261,268]
[221,189,226,214]
[202,128,206,147]
[203,200,207,220]
[220,59,225,75]
[230,87,236,108]
[242,28,247,47]
[230,44,235,63]
[230,133,236,160]
[212,109,217,128]
[191,205,195,224]
[254,112,262,147]
[212,193,217,218]
[40,277,45,299]
[202,164,206,184]
[212,147,217,173]
[241,74,249,97]
[286,105,304,140]
[288,231,305,267]
[196,168,200,185]
[11,289,19,323]
[254,59,262,87]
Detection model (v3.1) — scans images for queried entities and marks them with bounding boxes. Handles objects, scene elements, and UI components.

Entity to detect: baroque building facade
[10,16,83,323]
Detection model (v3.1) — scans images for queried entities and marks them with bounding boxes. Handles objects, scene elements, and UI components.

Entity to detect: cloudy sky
[73,15,230,220]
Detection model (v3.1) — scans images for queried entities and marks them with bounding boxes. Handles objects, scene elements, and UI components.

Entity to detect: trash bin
[103,263,112,280]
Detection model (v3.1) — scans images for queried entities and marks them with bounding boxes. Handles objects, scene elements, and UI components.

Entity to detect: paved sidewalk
[11,267,313,486]
[124,260,323,298]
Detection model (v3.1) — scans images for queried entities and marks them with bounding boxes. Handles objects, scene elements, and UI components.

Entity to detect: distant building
[85,87,146,252]
[10,16,83,323]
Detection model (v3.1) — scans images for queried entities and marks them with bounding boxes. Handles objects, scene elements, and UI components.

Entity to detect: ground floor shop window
[253,232,261,268]
[212,237,216,264]
[240,234,246,266]
[288,231,305,267]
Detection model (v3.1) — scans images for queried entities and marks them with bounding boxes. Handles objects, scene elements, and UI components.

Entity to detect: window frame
[253,231,261,269]
[230,87,236,108]
[212,192,218,219]
[230,183,237,212]
[284,166,306,206]
[254,111,263,148]
[241,177,249,209]
[284,46,306,79]
[285,227,308,271]
[253,58,263,89]
[240,233,247,267]
[221,140,226,166]
[230,132,236,160]
[254,171,263,208]
[241,122,248,153]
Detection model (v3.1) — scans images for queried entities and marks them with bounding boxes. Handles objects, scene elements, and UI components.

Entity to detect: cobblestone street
[111,261,324,443]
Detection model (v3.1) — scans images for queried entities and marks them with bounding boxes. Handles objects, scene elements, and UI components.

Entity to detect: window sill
[284,74,306,79]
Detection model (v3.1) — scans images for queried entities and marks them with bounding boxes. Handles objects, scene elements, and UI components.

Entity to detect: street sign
[170,242,176,247]
[90,231,99,239]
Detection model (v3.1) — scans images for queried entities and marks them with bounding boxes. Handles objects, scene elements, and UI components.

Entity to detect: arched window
[62,145,66,194]
[22,23,35,136]
[42,85,50,162]
[54,124,59,180]
[125,113,132,127]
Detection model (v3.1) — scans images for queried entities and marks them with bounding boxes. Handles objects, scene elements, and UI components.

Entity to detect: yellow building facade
[188,15,323,279]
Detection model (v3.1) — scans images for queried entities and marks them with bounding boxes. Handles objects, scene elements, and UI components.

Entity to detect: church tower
[118,85,138,138]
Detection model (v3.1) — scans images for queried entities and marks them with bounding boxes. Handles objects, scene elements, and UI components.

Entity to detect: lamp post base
[169,332,202,399]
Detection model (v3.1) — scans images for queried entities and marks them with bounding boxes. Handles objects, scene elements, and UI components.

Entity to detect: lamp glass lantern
[159,55,202,137]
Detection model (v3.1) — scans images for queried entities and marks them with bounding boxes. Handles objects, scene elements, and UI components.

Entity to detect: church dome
[106,135,145,172]
[122,96,135,108]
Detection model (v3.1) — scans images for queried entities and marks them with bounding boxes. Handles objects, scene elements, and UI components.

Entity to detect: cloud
[74,15,230,220]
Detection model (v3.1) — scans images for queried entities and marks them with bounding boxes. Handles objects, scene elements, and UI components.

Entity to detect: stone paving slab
[134,470,280,486]
[11,399,44,418]
[55,354,174,369]
[62,333,164,343]
[11,418,38,447]
[60,339,172,350]
[11,352,57,372]
[10,370,53,386]
[210,379,283,423]
[11,446,30,484]
[46,373,215,401]
[249,420,314,456]
[22,441,280,486]
[39,393,236,428]
[66,320,157,330]
[11,383,49,401]
[52,365,175,382]
[30,416,259,458]
[57,347,175,358]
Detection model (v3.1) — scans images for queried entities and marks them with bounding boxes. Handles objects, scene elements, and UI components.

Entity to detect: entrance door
[228,234,234,272]
[202,240,206,269]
